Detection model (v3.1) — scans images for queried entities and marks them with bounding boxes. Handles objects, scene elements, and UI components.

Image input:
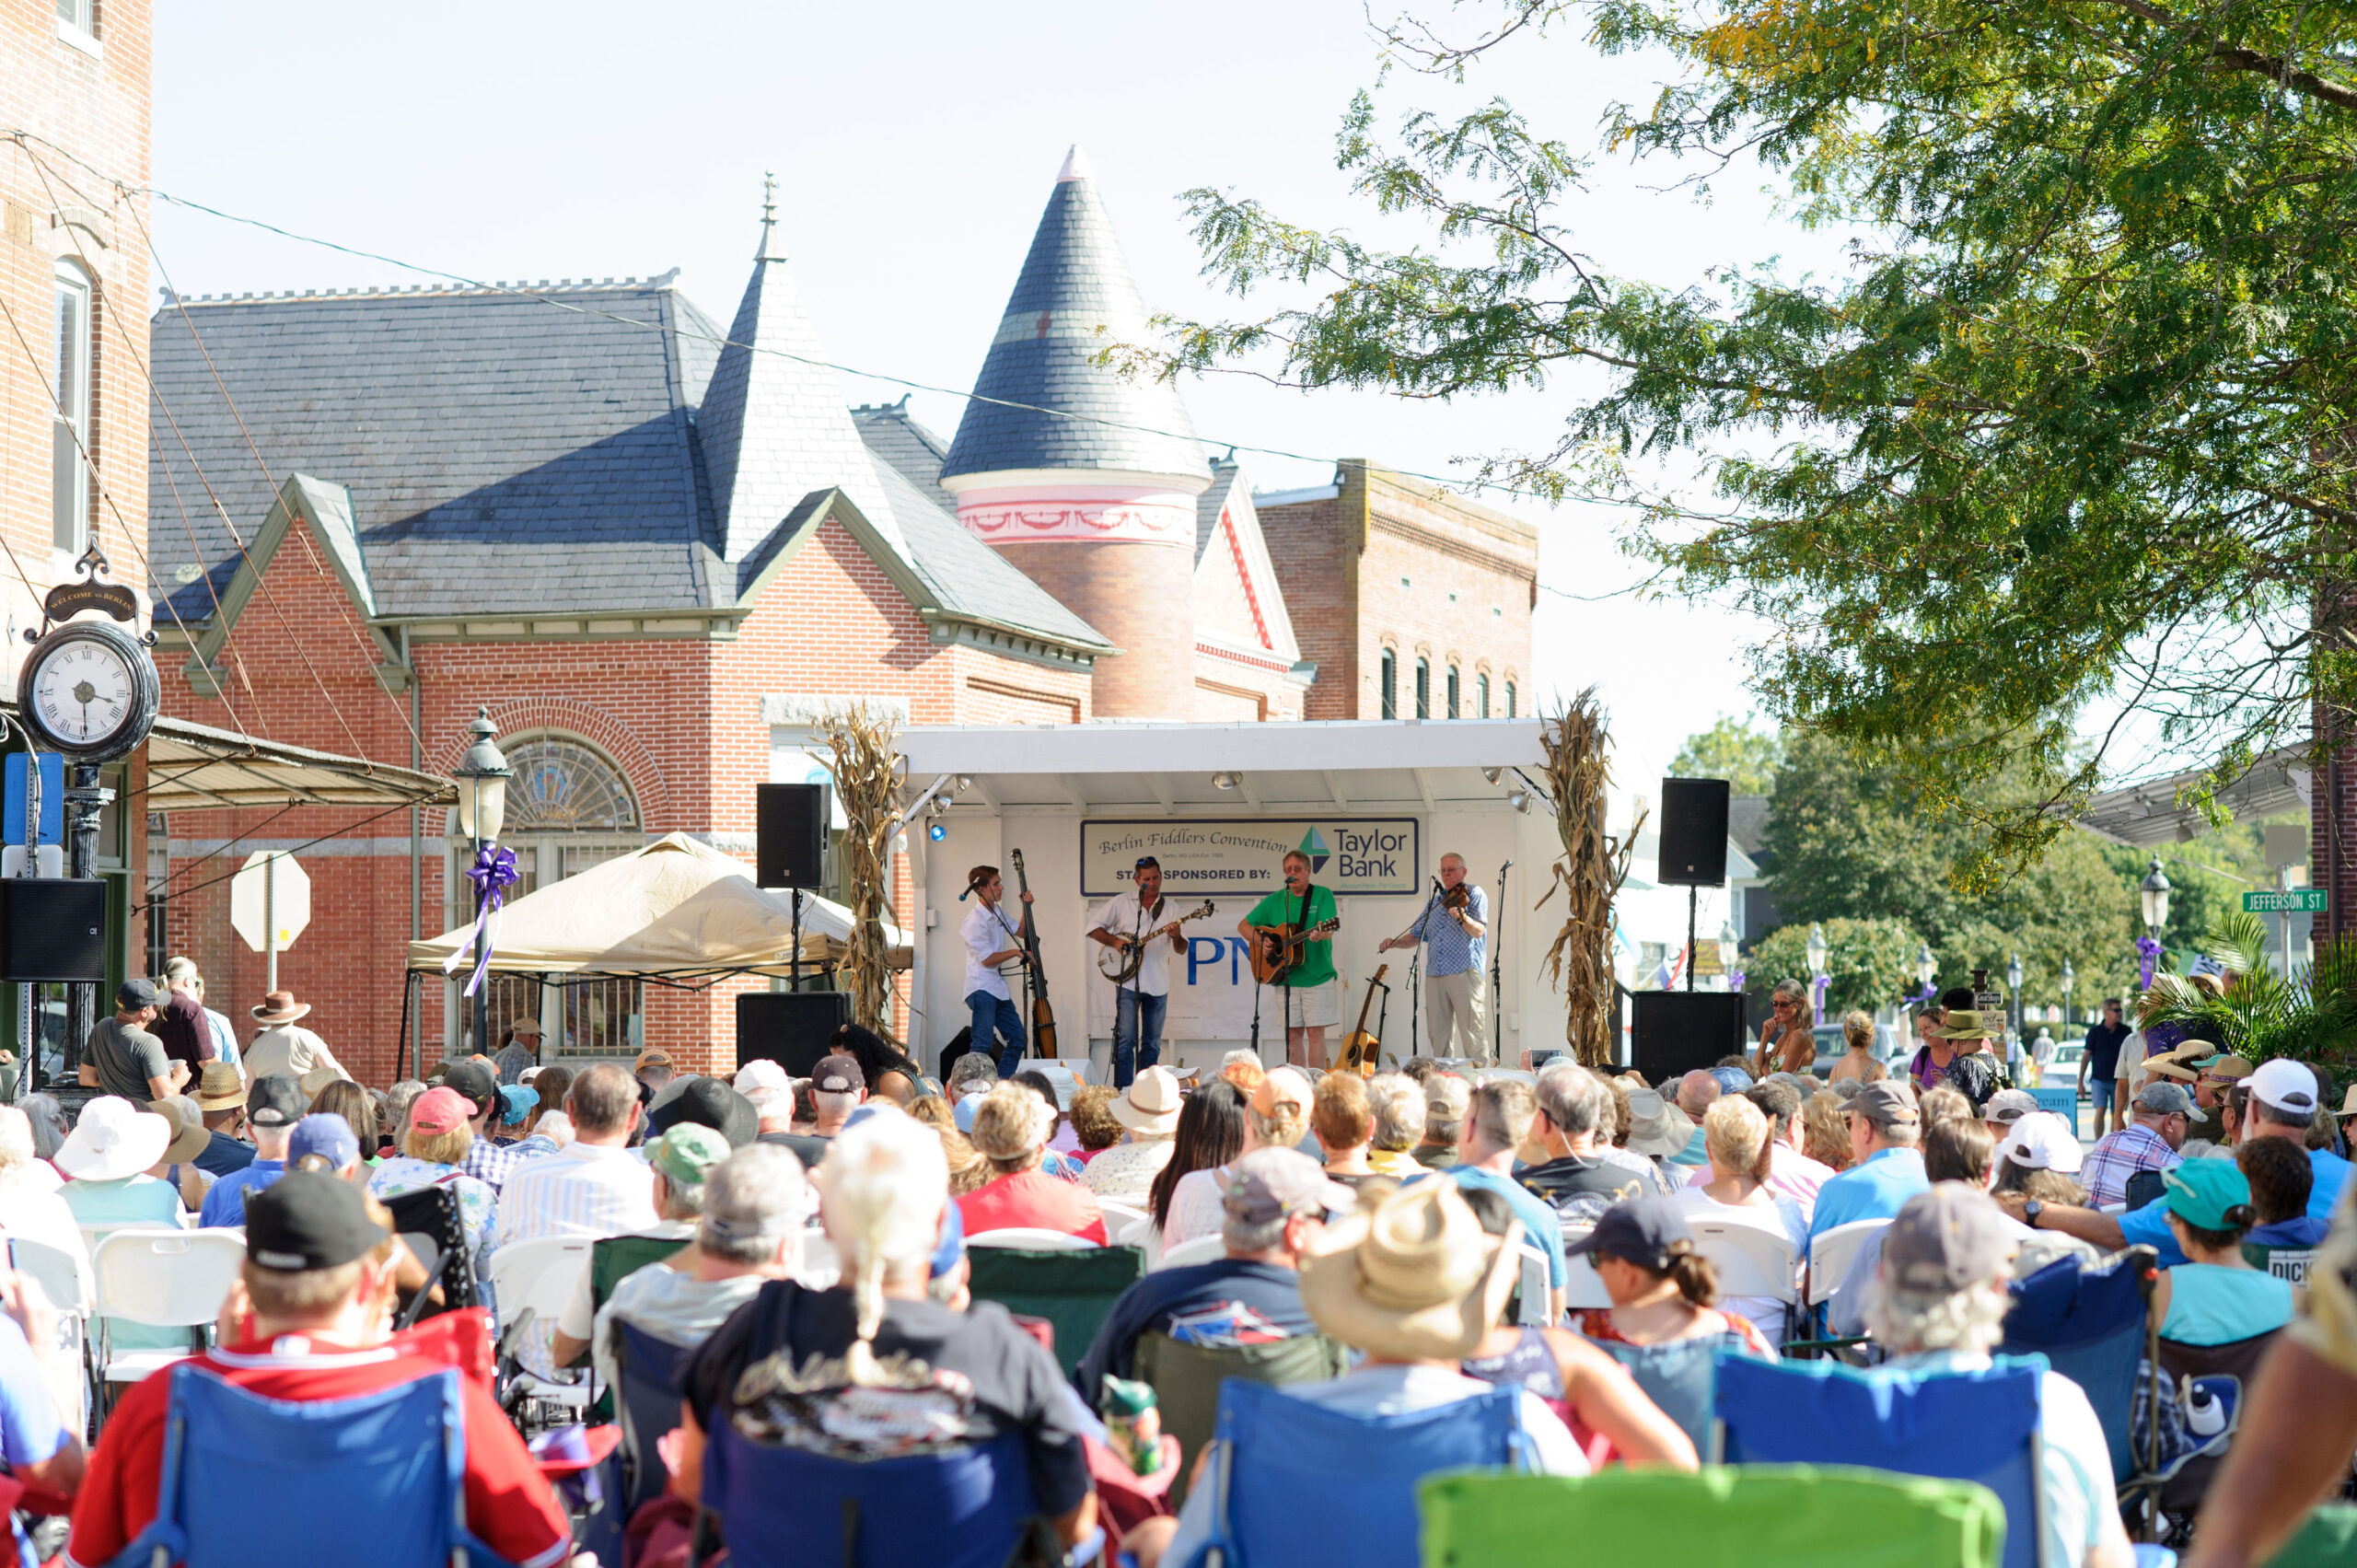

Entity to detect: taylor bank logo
[1296,827,1331,874]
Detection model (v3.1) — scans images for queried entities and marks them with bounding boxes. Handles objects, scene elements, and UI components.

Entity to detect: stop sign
[228,852,311,952]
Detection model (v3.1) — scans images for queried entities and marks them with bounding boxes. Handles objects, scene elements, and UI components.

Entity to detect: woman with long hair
[1146,1079,1245,1238]
[1753,980,1815,1078]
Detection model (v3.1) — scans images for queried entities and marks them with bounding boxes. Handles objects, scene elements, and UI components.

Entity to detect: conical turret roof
[942,146,1212,487]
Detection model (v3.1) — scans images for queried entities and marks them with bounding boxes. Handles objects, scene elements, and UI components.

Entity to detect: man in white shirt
[1086,855,1192,1089]
[492,1063,658,1249]
[959,865,1033,1077]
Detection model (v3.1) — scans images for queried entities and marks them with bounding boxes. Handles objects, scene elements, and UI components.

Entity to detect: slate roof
[940,147,1212,485]
[852,400,958,513]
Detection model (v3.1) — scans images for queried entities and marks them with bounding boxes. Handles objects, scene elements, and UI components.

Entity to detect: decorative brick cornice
[436,698,674,828]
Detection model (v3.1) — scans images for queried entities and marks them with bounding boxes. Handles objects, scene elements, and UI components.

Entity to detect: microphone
[1500,859,1514,872]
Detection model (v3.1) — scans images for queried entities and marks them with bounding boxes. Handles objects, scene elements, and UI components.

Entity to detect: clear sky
[151,0,1855,802]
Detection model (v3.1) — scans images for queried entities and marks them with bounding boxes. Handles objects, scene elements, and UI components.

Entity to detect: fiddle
[1441,881,1472,912]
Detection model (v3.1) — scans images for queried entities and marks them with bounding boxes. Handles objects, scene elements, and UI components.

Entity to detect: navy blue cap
[1564,1196,1695,1272]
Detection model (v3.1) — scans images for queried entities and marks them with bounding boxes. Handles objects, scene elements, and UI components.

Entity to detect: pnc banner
[1081,896,1376,1040]
[1080,817,1422,899]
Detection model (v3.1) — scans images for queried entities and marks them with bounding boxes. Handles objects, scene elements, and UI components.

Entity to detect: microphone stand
[1492,861,1510,1063]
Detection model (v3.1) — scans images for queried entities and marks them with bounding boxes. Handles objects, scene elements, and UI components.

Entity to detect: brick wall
[992,539,1195,721]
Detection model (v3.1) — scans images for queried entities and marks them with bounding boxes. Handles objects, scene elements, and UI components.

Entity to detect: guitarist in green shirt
[1240,850,1342,1069]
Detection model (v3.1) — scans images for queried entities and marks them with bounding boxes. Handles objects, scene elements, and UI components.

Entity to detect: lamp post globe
[452,705,513,1057]
[1805,923,1829,979]
[2140,855,2172,939]
[2060,958,2075,1027]
[1916,943,1937,993]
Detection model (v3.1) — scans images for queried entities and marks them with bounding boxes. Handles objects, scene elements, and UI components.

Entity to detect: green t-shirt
[1246,883,1339,988]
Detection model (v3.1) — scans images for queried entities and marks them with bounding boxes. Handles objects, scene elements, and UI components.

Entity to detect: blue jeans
[969,990,1028,1077]
[1113,989,1167,1088]
[2088,1075,2115,1114]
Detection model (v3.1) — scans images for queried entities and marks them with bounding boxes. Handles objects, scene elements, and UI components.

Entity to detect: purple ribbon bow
[442,844,520,997]
[2135,935,2165,991]
[1811,973,1832,1015]
[1728,970,1747,995]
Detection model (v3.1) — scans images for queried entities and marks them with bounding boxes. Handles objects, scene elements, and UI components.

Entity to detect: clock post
[58,762,108,1080]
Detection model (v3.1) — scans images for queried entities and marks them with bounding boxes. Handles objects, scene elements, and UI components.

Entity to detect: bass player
[961,865,1033,1077]
[1088,855,1190,1088]
[1240,849,1341,1069]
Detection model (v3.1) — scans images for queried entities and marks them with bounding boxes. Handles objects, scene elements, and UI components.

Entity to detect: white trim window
[52,259,90,552]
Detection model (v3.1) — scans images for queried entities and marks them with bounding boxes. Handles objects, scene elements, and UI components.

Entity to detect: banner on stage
[1083,897,1367,1039]
[1079,817,1420,899]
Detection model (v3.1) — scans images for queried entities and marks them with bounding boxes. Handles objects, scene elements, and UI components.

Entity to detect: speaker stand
[1684,885,1698,993]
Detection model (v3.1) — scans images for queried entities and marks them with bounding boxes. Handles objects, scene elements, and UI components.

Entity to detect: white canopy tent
[406,831,908,979]
[897,719,1570,1076]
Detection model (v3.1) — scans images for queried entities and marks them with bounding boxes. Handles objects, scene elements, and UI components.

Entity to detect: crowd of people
[0,961,2351,1568]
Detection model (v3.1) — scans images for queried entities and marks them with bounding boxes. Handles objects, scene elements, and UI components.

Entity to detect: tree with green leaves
[1671,714,1782,796]
[1148,1,2357,881]
[1746,916,1924,1019]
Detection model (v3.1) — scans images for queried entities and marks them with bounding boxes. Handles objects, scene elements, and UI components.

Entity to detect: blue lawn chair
[2002,1246,2156,1484]
[1178,1377,1529,1568]
[1590,1329,1765,1458]
[100,1363,520,1568]
[578,1322,694,1568]
[1712,1353,2047,1568]
[702,1419,1041,1568]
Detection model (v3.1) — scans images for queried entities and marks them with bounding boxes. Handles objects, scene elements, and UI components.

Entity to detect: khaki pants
[1426,968,1489,1061]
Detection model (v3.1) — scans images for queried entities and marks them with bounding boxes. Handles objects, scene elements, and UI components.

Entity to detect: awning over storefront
[2074,746,2310,847]
[138,714,455,813]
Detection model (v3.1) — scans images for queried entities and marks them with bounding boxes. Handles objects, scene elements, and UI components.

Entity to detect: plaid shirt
[460,1134,532,1196]
[2080,1121,2181,1208]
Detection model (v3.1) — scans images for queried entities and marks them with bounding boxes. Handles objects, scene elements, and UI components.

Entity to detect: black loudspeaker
[756,783,827,889]
[0,878,106,981]
[1631,991,1747,1083]
[736,990,850,1076]
[1657,777,1731,887]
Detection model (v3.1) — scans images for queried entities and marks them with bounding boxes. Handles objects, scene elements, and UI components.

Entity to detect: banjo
[1097,900,1217,984]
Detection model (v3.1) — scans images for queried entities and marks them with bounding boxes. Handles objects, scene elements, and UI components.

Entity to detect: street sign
[2243,889,2327,914]
[229,852,311,954]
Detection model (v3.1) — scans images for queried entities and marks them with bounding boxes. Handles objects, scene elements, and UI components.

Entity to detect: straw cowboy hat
[1109,1067,1182,1137]
[250,990,311,1025]
[55,1096,171,1181]
[1298,1180,1520,1361]
[1622,1086,1695,1160]
[193,1061,247,1112]
[1933,1009,2002,1041]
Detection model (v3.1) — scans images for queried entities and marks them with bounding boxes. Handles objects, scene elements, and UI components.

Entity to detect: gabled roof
[940,146,1211,486]
[1190,459,1300,664]
[188,471,400,669]
[852,400,958,513]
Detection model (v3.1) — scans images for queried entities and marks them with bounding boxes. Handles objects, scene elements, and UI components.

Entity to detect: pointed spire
[700,185,896,566]
[755,170,784,261]
[942,150,1210,485]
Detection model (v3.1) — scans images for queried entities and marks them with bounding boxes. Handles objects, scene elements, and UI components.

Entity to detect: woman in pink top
[957,1082,1109,1243]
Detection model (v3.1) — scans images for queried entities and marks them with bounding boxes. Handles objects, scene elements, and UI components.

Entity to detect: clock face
[32,635,135,747]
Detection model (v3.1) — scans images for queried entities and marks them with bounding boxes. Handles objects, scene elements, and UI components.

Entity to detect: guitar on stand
[1247,917,1341,985]
[1337,964,1390,1076]
[1008,848,1061,1059]
[1096,900,1217,983]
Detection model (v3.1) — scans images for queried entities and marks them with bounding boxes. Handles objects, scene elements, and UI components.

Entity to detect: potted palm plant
[2137,911,2357,1070]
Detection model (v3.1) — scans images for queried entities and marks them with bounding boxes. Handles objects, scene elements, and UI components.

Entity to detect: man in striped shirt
[491,1063,658,1249]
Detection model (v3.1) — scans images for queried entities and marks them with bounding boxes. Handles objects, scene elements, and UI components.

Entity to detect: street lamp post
[2006,951,2025,1072]
[1805,923,1829,1017]
[2139,855,2173,991]
[1716,923,1738,993]
[2059,958,2075,1028]
[452,706,512,1065]
[1916,943,1937,996]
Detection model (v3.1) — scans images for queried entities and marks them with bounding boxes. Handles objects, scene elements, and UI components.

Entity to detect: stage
[895,719,1571,1079]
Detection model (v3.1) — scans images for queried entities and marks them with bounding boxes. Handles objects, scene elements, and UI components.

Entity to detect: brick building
[142,149,1532,1082]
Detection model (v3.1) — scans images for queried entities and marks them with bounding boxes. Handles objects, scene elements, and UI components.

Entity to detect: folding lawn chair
[966,1242,1144,1377]
[2001,1246,2155,1484]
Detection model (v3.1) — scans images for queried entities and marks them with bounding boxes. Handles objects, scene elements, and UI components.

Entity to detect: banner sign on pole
[1080,817,1421,899]
[2,754,63,846]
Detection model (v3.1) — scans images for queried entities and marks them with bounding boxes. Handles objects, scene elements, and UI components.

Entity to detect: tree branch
[2083,0,2357,110]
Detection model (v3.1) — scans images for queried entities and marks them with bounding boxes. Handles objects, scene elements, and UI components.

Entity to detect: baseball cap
[1982,1089,2039,1127]
[287,1112,361,1170]
[1882,1185,2016,1293]
[498,1084,539,1126]
[2248,1058,2321,1118]
[407,1086,471,1136]
[2163,1159,2252,1230]
[1565,1197,1693,1272]
[247,1074,307,1129]
[442,1060,498,1117]
[2192,1052,2254,1081]
[2134,1081,2209,1122]
[245,1170,389,1272]
[1847,1080,1921,1131]
[649,1123,732,1187]
[1222,1147,1353,1226]
[734,1059,791,1098]
[633,1049,675,1074]
[1996,1110,2083,1173]
[116,978,161,1010]
[811,1053,865,1096]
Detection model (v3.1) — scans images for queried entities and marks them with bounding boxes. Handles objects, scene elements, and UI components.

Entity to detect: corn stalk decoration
[1534,688,1646,1065]
[815,703,905,1044]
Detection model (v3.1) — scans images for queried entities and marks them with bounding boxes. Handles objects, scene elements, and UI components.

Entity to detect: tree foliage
[1149,0,2357,877]
[1671,714,1783,796]
[1747,914,1924,1017]
[2141,910,2357,1065]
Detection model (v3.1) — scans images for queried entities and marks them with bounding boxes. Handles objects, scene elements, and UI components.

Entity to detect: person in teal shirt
[1806,1082,1929,1238]
[54,1097,188,1355]
[2151,1160,2294,1345]
[1240,850,1341,1068]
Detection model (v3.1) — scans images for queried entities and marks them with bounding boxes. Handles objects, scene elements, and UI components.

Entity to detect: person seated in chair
[2237,1135,2328,1254]
[958,1083,1109,1243]
[1074,1146,1346,1400]
[679,1110,1097,1559]
[2150,1162,2293,1346]
[65,1172,571,1568]
[1860,1185,2131,1568]
[549,1124,738,1374]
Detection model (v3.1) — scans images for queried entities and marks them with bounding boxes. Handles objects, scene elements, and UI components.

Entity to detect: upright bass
[1008,848,1061,1059]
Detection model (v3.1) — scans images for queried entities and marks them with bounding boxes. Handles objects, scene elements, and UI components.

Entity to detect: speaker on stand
[757,783,829,993]
[1657,777,1732,994]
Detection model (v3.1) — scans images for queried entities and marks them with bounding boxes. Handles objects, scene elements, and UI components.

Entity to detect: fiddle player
[1088,855,1188,1088]
[961,865,1033,1077]
[1239,849,1341,1069]
[1379,852,1490,1062]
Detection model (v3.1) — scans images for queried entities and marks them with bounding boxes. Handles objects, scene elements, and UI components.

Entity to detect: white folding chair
[90,1226,247,1386]
[1686,1216,1800,1303]
[9,1236,93,1431]
[1152,1233,1225,1272]
[1514,1243,1553,1327]
[1805,1218,1890,1311]
[1097,1200,1150,1239]
[966,1227,1097,1251]
[1559,1226,1613,1310]
[485,1235,597,1413]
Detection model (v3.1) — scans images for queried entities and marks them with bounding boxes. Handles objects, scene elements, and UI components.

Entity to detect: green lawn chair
[2263,1504,2357,1568]
[1132,1329,1347,1504]
[582,1230,690,1420]
[966,1244,1145,1376]
[1418,1466,2006,1568]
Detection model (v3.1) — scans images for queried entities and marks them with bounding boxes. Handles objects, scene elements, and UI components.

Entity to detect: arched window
[1505,680,1518,719]
[1446,665,1460,719]
[1379,647,1397,720]
[504,736,639,832]
[52,260,90,552]
[1414,656,1430,720]
[1477,673,1491,718]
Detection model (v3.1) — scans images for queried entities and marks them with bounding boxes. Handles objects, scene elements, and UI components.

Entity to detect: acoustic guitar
[1337,963,1390,1076]
[1246,916,1341,986]
[1096,900,1217,984]
[1009,848,1060,1058]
